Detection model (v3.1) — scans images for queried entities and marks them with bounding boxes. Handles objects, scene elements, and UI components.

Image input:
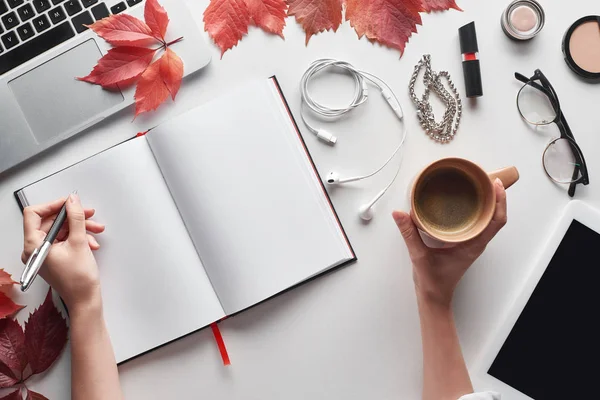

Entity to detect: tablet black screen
[488,219,599,399]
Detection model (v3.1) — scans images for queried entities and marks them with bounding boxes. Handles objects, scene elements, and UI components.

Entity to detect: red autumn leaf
[145,0,170,41]
[346,0,426,55]
[245,0,287,37]
[87,14,159,47]
[0,361,18,389]
[0,270,17,288]
[421,0,461,12]
[159,48,183,100]
[286,0,342,44]
[134,48,182,116]
[26,390,49,400]
[204,0,250,56]
[0,389,21,400]
[24,289,68,375]
[0,293,24,321]
[0,319,27,376]
[77,47,157,88]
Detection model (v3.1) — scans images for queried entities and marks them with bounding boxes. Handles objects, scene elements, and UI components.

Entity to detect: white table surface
[1,0,599,398]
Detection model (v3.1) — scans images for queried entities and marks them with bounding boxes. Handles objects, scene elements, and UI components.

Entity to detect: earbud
[326,171,365,185]
[358,189,387,221]
[358,203,375,221]
[326,171,340,185]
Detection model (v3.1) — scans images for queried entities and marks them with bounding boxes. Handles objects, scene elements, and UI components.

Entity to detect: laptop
[0,0,211,174]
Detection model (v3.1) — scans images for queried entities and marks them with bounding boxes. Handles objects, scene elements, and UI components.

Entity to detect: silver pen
[21,193,72,292]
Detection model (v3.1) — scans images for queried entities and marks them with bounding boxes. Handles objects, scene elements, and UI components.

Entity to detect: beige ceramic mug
[410,158,519,247]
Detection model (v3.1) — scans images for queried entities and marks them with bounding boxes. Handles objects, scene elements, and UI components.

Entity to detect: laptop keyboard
[0,0,142,76]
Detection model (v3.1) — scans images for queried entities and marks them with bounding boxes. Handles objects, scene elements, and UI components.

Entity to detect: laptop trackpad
[8,39,124,144]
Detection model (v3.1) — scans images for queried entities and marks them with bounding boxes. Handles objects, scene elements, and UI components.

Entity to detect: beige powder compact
[563,16,600,81]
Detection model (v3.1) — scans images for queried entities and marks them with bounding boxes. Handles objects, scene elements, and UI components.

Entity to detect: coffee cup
[410,158,519,247]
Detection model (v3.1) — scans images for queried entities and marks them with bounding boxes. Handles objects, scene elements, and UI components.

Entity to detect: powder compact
[563,16,600,81]
[501,0,545,40]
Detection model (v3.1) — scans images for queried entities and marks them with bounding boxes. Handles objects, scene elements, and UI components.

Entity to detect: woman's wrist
[415,286,453,315]
[67,287,104,317]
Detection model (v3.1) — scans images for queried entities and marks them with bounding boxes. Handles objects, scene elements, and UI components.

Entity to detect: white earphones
[299,59,407,221]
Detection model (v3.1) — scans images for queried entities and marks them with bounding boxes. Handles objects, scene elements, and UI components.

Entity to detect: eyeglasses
[515,69,589,197]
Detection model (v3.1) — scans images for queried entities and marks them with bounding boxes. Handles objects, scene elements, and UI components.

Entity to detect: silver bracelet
[409,54,462,143]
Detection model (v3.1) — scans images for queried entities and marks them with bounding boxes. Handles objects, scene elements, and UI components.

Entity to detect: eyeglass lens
[517,81,557,125]
[543,138,584,184]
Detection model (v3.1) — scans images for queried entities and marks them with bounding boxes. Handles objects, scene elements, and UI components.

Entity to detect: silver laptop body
[0,0,211,174]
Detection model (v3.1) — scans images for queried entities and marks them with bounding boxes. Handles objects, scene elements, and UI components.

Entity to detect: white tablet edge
[470,200,600,399]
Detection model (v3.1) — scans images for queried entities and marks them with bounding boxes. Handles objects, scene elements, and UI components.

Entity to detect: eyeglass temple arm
[514,72,557,105]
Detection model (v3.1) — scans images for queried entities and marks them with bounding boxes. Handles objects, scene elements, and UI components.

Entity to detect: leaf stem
[165,36,184,48]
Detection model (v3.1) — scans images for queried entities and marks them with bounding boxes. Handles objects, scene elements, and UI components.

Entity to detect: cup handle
[488,166,519,189]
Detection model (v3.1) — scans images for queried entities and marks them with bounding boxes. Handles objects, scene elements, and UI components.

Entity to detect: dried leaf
[0,319,27,376]
[87,14,159,47]
[77,47,157,88]
[24,289,68,375]
[0,293,24,321]
[0,270,17,288]
[0,389,21,400]
[421,0,461,12]
[26,390,49,400]
[245,0,287,37]
[346,0,425,55]
[145,0,170,41]
[286,0,342,44]
[204,0,250,56]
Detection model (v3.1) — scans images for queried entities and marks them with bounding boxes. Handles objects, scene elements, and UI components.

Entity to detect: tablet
[472,200,600,399]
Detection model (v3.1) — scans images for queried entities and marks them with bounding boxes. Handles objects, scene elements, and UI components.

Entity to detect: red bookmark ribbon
[211,322,230,366]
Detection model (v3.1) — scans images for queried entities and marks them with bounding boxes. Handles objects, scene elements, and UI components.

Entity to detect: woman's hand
[22,194,105,311]
[393,178,508,308]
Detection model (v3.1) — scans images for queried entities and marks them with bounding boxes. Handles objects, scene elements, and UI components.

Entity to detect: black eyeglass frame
[515,69,589,197]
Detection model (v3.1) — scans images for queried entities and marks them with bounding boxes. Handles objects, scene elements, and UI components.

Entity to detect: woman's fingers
[39,208,96,233]
[85,220,105,234]
[23,198,66,238]
[87,234,100,250]
[54,219,106,242]
[474,179,507,246]
[393,210,427,262]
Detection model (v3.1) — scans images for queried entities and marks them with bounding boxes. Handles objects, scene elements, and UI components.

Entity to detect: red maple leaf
[24,290,68,375]
[134,47,183,115]
[287,0,342,44]
[145,0,170,41]
[0,271,17,288]
[0,288,68,399]
[205,0,459,55]
[86,14,159,47]
[79,0,184,117]
[346,0,425,55]
[26,390,48,400]
[0,294,24,322]
[421,0,461,12]
[204,0,287,56]
[0,319,26,378]
[0,361,18,389]
[0,390,21,400]
[77,47,157,88]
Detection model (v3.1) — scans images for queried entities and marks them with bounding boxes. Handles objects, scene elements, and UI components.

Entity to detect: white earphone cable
[300,58,407,219]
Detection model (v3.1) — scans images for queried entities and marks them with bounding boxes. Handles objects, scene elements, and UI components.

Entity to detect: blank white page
[147,79,354,315]
[19,137,225,363]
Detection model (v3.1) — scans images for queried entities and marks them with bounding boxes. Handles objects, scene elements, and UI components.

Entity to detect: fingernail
[69,193,79,203]
[495,178,503,188]
[392,211,406,224]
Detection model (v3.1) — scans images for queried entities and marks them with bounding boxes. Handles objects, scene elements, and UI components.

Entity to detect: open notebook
[15,78,355,364]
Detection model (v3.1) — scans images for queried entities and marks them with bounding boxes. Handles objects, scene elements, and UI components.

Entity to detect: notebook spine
[14,190,29,211]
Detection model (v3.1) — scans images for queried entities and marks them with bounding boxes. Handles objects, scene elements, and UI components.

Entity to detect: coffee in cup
[410,158,519,246]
